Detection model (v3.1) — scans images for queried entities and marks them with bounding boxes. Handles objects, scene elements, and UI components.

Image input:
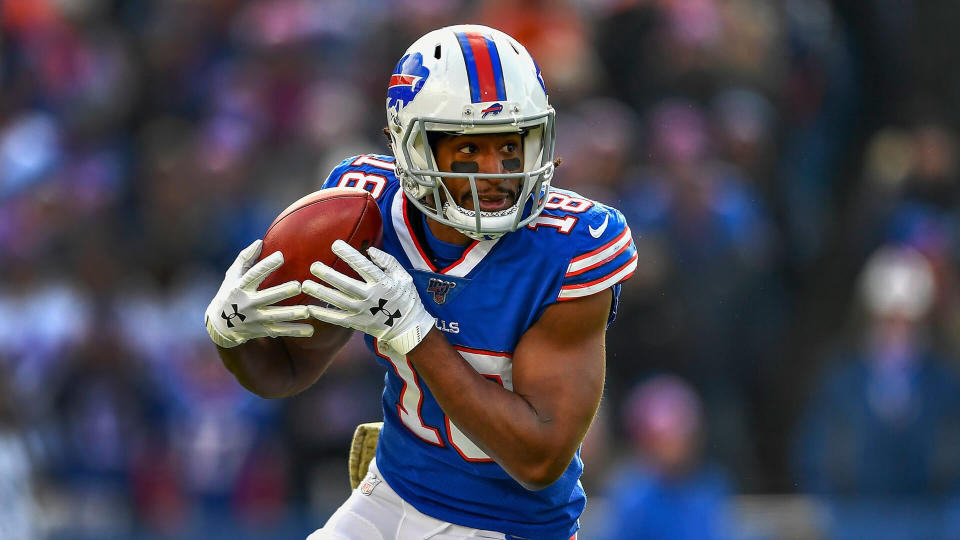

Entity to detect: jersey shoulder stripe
[550,189,637,301]
[559,253,637,300]
[566,225,633,277]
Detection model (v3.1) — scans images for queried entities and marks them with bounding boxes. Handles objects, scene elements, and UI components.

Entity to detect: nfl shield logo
[360,473,381,496]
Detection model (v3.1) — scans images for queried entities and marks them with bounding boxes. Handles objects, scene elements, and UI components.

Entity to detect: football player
[205,24,637,540]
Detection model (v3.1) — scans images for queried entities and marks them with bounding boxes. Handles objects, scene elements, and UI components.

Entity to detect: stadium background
[3,0,960,538]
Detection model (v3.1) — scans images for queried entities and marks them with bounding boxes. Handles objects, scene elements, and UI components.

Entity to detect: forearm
[299,241,606,487]
[218,338,295,398]
[218,320,352,398]
[407,331,583,489]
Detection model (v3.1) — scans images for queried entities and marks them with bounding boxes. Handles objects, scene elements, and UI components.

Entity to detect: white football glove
[302,240,435,355]
[204,239,314,348]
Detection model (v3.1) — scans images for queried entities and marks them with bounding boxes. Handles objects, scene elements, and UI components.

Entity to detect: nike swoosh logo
[589,214,610,238]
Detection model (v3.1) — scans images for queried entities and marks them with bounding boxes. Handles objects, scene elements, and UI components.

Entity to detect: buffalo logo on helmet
[480,103,503,118]
[387,52,430,112]
[533,58,546,95]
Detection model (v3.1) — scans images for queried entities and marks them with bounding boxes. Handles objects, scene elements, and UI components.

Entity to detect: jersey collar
[391,189,499,277]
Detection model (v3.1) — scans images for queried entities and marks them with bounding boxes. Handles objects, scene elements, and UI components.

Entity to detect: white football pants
[306,459,508,540]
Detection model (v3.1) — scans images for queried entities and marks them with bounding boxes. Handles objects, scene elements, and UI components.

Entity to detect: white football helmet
[385,24,556,240]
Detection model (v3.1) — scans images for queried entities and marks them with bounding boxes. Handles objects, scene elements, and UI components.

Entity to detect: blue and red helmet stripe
[455,31,507,103]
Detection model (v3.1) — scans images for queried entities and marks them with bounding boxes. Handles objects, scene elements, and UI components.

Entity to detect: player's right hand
[204,239,314,348]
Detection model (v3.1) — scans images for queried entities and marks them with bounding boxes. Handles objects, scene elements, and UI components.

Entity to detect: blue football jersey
[321,154,637,540]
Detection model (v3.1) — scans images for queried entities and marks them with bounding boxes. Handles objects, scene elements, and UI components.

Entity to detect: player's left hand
[302,240,435,355]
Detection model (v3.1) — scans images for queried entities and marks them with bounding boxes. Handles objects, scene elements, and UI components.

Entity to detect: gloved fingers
[307,305,356,327]
[309,261,368,297]
[264,321,315,339]
[367,246,403,274]
[251,279,301,306]
[332,240,386,283]
[258,305,310,323]
[241,251,285,289]
[301,279,361,311]
[229,239,264,277]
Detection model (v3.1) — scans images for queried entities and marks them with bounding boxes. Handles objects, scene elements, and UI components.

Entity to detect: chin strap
[441,201,516,241]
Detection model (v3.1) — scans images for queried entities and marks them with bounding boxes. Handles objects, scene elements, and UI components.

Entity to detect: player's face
[432,133,524,213]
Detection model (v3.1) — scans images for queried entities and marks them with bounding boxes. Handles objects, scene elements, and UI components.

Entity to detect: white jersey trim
[392,190,432,272]
[391,190,499,276]
[566,226,633,277]
[445,238,499,278]
[558,253,638,300]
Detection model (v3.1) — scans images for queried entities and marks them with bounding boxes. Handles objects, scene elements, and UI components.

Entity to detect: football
[257,187,383,306]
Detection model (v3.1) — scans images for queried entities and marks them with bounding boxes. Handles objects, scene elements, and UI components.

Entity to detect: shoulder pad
[546,189,637,302]
[320,154,398,202]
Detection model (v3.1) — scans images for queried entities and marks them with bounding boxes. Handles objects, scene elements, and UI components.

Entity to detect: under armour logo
[369,298,401,327]
[221,304,246,328]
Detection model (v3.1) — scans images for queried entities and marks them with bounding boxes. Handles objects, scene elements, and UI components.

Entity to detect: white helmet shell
[385,24,556,240]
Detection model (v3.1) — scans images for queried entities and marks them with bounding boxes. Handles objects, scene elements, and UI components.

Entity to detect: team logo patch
[411,271,469,305]
[426,278,457,305]
[481,103,503,118]
[387,52,430,112]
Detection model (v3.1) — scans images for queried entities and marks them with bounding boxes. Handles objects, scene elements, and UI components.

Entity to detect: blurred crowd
[3,0,960,538]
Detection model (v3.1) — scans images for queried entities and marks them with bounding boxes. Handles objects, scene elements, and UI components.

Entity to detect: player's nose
[476,150,507,175]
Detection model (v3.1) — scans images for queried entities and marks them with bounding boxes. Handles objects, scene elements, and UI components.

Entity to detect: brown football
[257,187,383,306]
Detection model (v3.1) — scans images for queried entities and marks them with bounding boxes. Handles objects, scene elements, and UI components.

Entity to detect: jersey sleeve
[319,153,399,204]
[320,155,360,189]
[558,204,637,303]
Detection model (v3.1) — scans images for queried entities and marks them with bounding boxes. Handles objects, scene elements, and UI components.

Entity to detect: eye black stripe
[451,161,479,173]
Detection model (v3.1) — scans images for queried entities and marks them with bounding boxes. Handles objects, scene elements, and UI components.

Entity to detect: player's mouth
[478,194,513,212]
[463,189,517,212]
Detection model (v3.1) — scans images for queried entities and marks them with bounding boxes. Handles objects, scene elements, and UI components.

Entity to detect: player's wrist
[386,311,436,355]
[205,314,243,348]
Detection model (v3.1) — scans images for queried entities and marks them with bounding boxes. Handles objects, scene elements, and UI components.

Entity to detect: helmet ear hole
[426,131,444,152]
